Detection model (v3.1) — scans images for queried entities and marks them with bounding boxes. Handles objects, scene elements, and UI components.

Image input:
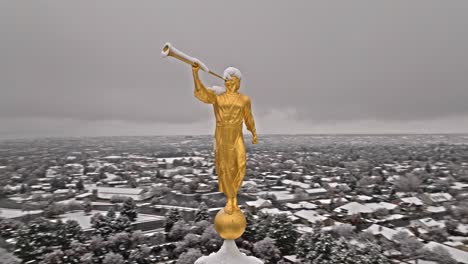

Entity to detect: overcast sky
[1,0,467,138]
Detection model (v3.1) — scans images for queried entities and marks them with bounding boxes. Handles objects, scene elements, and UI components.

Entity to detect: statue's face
[225,76,240,92]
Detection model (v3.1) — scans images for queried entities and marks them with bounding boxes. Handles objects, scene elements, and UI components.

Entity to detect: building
[96,187,151,201]
[245,199,273,212]
[294,210,333,226]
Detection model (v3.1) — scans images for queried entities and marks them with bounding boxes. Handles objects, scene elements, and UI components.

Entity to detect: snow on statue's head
[224,67,242,93]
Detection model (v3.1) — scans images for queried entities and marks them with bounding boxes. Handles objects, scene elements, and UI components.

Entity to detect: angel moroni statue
[193,64,257,214]
[162,43,263,264]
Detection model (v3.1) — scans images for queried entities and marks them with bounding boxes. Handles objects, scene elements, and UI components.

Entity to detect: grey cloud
[0,1,467,136]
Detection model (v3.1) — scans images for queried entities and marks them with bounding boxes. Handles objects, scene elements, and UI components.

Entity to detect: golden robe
[195,88,256,198]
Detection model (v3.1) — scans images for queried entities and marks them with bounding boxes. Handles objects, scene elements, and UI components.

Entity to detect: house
[425,242,468,264]
[314,197,349,210]
[53,189,74,197]
[411,218,445,231]
[450,182,468,192]
[334,202,373,216]
[425,206,446,217]
[96,187,150,201]
[195,183,212,193]
[366,202,399,214]
[3,184,22,193]
[420,192,453,205]
[456,224,468,236]
[260,208,292,216]
[245,199,273,212]
[363,224,414,243]
[281,179,310,190]
[294,210,333,226]
[283,255,299,263]
[285,201,318,211]
[304,187,328,197]
[324,182,351,192]
[264,175,281,185]
[399,197,424,212]
[268,191,296,203]
[75,192,93,200]
[241,181,258,193]
[355,195,374,203]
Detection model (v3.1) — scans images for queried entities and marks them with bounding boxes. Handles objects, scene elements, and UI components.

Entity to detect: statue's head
[223,67,241,93]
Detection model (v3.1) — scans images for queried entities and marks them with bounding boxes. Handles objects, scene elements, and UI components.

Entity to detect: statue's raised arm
[192,64,216,104]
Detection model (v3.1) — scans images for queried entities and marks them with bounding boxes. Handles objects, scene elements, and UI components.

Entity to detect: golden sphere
[214,209,247,240]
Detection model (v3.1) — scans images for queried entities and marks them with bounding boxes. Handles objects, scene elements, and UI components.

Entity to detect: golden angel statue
[162,44,263,251]
[192,64,257,215]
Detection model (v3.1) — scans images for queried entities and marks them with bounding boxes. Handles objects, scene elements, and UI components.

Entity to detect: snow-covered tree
[295,232,315,259]
[0,218,23,238]
[106,206,117,219]
[88,235,108,260]
[120,197,137,221]
[304,232,336,263]
[242,211,257,243]
[107,232,133,256]
[194,202,210,222]
[200,225,222,253]
[114,215,133,233]
[75,179,84,191]
[266,214,298,255]
[423,246,457,264]
[296,229,391,264]
[102,252,125,264]
[43,202,65,218]
[40,241,88,264]
[253,213,272,241]
[83,198,92,214]
[253,237,281,264]
[392,231,424,258]
[175,233,202,255]
[363,243,392,264]
[128,244,152,263]
[91,213,114,237]
[192,220,210,235]
[332,223,355,238]
[164,208,182,233]
[177,248,202,264]
[168,220,191,241]
[14,218,83,262]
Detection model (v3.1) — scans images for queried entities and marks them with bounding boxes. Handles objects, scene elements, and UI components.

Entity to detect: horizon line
[1,132,468,141]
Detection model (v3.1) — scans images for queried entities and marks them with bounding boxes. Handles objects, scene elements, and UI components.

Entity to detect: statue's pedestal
[195,240,263,264]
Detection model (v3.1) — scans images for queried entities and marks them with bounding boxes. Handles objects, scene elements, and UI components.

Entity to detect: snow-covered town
[1,134,468,263]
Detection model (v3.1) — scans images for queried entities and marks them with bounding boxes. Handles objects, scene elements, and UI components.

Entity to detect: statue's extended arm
[192,64,216,104]
[244,97,258,144]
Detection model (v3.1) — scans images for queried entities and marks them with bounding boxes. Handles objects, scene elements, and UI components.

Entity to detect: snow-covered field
[0,208,43,219]
[56,210,164,230]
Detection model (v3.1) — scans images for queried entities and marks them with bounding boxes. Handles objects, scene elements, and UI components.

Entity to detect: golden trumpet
[161,43,225,80]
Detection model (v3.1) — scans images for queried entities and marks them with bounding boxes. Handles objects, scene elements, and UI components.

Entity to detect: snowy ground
[0,208,43,219]
[156,156,204,163]
[56,210,164,230]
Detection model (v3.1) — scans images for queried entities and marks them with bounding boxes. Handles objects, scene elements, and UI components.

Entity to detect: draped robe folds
[194,87,256,198]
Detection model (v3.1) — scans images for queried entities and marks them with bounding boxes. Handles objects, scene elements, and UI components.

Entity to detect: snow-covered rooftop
[334,202,373,215]
[363,224,413,242]
[425,241,468,264]
[294,210,328,223]
[400,196,424,206]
